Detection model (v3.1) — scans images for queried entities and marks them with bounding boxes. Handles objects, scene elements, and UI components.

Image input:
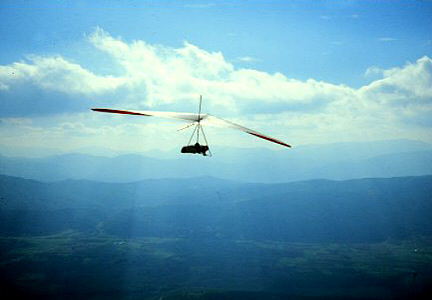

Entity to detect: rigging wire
[184,95,212,156]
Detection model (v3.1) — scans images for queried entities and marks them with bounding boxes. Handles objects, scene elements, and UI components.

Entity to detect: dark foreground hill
[1,175,432,299]
[1,175,432,243]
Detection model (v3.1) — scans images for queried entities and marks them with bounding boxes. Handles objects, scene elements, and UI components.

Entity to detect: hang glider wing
[201,115,291,148]
[91,108,202,123]
[92,108,291,148]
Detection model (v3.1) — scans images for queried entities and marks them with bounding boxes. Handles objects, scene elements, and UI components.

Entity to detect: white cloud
[1,28,432,151]
[0,28,354,115]
[236,56,259,63]
[361,56,432,101]
[86,27,355,113]
[0,55,126,95]
[377,37,398,42]
[0,117,32,125]
[364,66,383,78]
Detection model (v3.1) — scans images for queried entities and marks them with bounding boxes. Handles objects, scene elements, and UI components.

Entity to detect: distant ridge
[1,139,432,183]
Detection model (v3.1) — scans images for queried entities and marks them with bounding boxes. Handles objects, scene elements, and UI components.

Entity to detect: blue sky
[0,0,432,154]
[2,1,431,85]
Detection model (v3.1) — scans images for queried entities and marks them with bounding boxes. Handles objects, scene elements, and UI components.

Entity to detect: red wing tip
[92,108,111,112]
[91,108,149,116]
[247,132,291,148]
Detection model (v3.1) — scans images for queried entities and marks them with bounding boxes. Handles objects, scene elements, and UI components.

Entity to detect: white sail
[92,108,291,148]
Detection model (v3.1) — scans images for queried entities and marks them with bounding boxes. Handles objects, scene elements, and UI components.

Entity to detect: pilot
[181,143,209,156]
[194,143,209,156]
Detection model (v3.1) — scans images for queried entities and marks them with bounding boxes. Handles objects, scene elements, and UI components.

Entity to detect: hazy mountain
[1,174,432,243]
[1,139,431,183]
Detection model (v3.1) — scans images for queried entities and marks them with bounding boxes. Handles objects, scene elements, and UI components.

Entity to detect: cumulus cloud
[0,55,126,95]
[86,27,354,113]
[361,56,432,102]
[1,28,432,150]
[0,27,375,118]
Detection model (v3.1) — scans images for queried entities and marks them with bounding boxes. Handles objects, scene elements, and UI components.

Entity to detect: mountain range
[1,174,431,243]
[1,139,431,183]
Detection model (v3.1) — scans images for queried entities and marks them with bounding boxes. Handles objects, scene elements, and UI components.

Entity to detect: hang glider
[92,96,291,156]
